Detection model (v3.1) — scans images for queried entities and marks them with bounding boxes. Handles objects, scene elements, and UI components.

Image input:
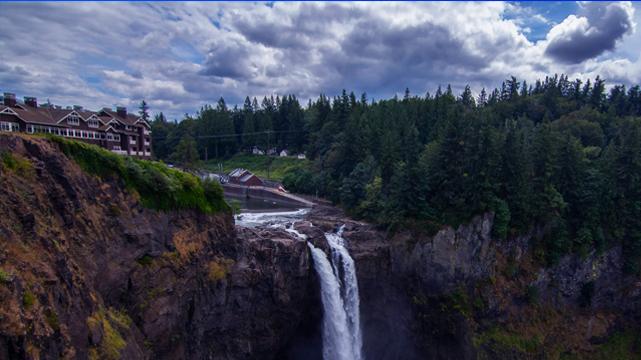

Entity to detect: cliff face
[0,134,314,360]
[306,208,641,359]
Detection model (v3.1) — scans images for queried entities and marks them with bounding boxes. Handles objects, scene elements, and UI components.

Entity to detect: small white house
[279,149,289,157]
[267,148,277,155]
[296,153,306,159]
[252,146,264,155]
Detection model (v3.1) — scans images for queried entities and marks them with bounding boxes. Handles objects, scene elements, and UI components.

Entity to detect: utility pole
[267,130,271,179]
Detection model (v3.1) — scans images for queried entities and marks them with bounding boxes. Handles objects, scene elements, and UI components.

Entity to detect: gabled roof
[98,109,141,126]
[240,173,257,182]
[229,168,249,178]
[53,109,84,124]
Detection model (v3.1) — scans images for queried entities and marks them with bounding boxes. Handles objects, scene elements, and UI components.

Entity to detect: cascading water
[309,226,363,360]
[234,210,362,359]
[308,242,355,360]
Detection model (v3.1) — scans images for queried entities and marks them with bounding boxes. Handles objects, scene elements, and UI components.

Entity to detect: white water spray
[235,210,362,359]
[309,226,363,360]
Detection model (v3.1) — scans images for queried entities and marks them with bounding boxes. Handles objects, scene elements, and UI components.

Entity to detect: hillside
[202,153,311,182]
[0,134,314,359]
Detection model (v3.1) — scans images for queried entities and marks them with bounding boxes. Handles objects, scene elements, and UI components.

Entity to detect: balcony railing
[130,139,137,145]
[111,149,127,155]
[144,151,152,157]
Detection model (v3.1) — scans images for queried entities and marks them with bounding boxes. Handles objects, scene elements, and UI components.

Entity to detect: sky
[0,1,640,120]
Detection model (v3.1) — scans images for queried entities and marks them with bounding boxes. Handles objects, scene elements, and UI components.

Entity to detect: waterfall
[308,226,363,360]
[234,210,362,359]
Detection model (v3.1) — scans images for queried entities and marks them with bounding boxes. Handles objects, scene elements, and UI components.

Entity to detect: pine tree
[139,100,150,122]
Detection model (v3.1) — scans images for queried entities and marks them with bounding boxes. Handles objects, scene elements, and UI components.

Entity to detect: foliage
[203,153,311,181]
[207,258,235,283]
[50,136,229,214]
[86,308,131,360]
[171,134,200,169]
[1,151,34,177]
[590,329,641,360]
[136,255,153,267]
[23,290,35,309]
[151,75,641,268]
[0,269,10,284]
[45,308,60,332]
[474,327,543,355]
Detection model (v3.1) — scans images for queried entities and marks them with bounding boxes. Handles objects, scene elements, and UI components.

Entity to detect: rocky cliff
[304,208,641,359]
[0,134,315,360]
[3,133,640,360]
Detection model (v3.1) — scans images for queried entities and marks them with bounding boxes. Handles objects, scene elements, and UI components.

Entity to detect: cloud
[0,2,639,120]
[544,2,635,64]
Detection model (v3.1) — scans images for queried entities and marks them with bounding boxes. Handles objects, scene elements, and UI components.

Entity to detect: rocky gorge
[1,134,640,359]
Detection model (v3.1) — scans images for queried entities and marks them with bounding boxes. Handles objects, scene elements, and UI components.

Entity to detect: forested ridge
[152,74,641,272]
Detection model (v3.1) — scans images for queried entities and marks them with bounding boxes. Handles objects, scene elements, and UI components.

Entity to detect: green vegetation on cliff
[51,137,229,214]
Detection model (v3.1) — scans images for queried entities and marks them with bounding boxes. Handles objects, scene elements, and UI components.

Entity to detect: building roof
[1,100,150,131]
[240,173,256,182]
[229,168,249,178]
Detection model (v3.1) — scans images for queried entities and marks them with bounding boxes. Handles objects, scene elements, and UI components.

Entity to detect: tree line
[151,75,641,272]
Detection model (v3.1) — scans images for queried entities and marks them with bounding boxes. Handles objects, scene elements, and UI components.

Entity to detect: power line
[150,129,308,141]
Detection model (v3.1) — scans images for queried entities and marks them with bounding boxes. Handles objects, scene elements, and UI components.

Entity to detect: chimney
[3,92,16,107]
[73,105,83,111]
[24,96,37,108]
[116,106,127,118]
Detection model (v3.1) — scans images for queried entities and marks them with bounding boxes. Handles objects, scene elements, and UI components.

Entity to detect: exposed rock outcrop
[305,205,641,359]
[0,134,315,360]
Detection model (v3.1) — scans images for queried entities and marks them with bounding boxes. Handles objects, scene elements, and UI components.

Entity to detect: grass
[23,290,36,309]
[202,153,311,182]
[1,151,34,177]
[45,308,60,332]
[50,136,229,214]
[86,307,132,360]
[0,269,10,284]
[474,327,543,355]
[136,255,154,267]
[590,330,641,360]
[207,257,235,283]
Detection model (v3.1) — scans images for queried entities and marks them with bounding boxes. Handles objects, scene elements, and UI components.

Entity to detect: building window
[0,122,19,132]
[88,119,100,128]
[67,114,80,126]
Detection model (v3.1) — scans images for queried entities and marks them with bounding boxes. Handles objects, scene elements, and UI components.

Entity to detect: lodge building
[0,92,152,158]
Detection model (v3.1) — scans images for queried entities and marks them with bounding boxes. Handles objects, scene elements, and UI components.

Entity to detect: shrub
[86,308,131,360]
[136,255,153,267]
[23,290,36,309]
[50,136,229,214]
[1,152,34,177]
[0,269,10,284]
[45,308,60,331]
[207,258,235,283]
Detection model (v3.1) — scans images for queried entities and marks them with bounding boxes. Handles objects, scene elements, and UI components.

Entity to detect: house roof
[240,173,258,183]
[1,102,150,130]
[229,168,249,178]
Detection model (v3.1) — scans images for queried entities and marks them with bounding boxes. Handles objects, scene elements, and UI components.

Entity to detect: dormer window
[67,114,80,126]
[88,119,100,128]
